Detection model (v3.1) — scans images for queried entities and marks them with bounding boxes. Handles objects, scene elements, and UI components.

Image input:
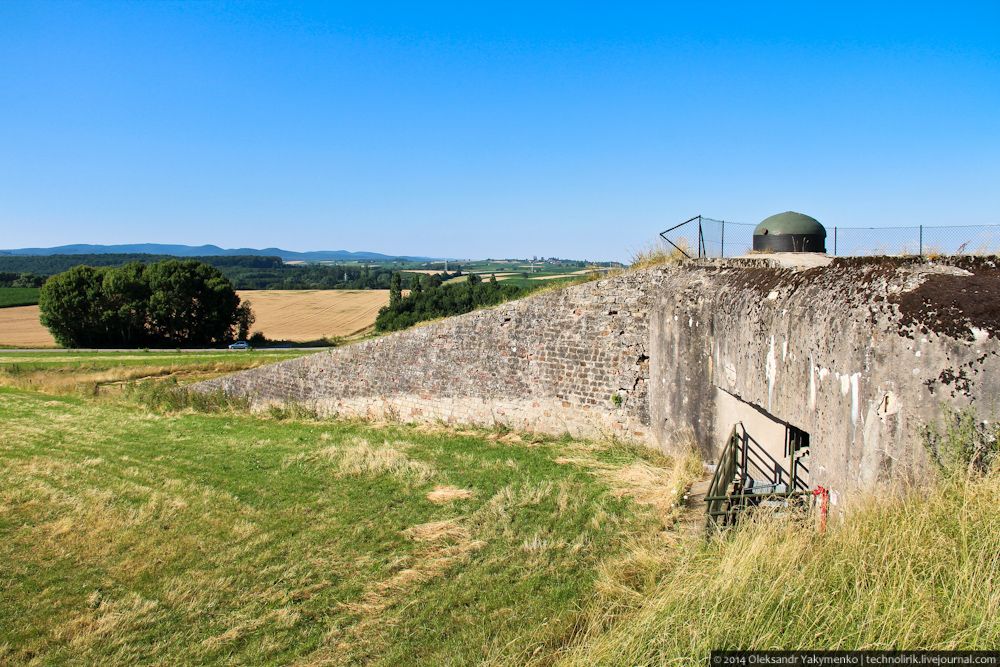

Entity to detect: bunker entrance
[705,420,814,529]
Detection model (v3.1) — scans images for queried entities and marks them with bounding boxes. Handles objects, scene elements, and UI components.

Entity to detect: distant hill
[0,243,437,262]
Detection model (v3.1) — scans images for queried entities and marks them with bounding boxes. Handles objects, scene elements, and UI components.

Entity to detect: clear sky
[1,2,998,261]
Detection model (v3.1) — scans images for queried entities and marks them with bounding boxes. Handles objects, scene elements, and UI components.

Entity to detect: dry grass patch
[629,240,690,269]
[426,485,474,503]
[554,444,702,527]
[282,436,436,484]
[337,437,436,483]
[402,518,470,542]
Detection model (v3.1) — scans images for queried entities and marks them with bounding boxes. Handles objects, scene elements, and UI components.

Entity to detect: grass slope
[1,353,996,664]
[556,472,1000,663]
[0,365,690,664]
[0,350,312,394]
[0,287,40,308]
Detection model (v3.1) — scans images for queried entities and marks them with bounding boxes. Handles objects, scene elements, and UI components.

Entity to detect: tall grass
[630,240,690,269]
[123,378,250,413]
[555,428,1000,664]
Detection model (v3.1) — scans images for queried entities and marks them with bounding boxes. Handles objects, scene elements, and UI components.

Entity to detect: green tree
[101,262,150,347]
[389,272,403,307]
[236,301,255,341]
[145,260,243,347]
[39,260,250,348]
[38,266,112,347]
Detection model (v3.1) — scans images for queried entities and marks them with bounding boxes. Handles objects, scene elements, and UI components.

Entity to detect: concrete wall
[649,256,1000,495]
[202,256,1000,498]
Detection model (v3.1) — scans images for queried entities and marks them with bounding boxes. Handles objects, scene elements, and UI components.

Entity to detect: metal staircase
[705,422,814,529]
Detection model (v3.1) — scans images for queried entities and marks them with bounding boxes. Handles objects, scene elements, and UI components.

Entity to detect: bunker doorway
[705,421,813,529]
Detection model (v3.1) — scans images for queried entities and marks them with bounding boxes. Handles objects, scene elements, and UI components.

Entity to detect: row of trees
[376,273,524,332]
[0,253,283,275]
[0,271,45,288]
[0,254,438,291]
[39,260,253,348]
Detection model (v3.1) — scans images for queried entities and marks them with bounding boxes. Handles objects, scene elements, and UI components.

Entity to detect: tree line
[0,254,434,290]
[375,273,526,332]
[0,272,45,288]
[39,260,253,348]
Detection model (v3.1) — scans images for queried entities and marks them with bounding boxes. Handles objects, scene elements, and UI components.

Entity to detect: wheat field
[0,305,55,347]
[238,289,389,342]
[0,291,390,347]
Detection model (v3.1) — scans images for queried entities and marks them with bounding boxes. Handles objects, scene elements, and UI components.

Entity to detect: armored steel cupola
[753,211,826,253]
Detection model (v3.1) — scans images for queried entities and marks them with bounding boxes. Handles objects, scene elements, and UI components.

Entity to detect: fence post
[721,219,726,258]
[919,225,923,256]
[833,227,837,256]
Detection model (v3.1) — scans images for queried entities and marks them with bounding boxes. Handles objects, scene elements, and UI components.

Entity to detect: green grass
[556,472,1000,664]
[1,353,995,664]
[0,287,40,308]
[0,349,309,371]
[0,358,690,665]
[0,349,313,395]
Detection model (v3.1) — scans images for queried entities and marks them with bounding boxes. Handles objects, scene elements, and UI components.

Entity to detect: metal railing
[661,215,1000,259]
[705,423,813,529]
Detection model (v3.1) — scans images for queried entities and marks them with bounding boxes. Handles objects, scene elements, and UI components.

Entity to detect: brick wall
[201,270,666,440]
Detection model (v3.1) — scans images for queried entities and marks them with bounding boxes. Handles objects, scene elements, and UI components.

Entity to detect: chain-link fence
[660,216,1000,259]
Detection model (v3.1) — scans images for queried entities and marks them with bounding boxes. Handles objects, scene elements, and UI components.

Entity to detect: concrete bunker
[202,255,1000,510]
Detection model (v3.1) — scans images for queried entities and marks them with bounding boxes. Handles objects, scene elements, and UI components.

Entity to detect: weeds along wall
[201,256,1000,497]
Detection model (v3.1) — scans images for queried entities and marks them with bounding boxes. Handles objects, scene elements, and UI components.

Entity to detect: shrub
[375,272,527,332]
[923,406,999,476]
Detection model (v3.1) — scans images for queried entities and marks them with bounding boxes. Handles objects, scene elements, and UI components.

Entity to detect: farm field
[0,305,55,347]
[0,287,40,308]
[238,289,388,342]
[0,290,390,348]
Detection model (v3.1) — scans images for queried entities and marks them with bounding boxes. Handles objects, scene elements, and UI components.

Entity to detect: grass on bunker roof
[0,376,688,665]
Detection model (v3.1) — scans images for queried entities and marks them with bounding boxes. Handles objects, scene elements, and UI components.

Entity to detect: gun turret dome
[753,212,826,253]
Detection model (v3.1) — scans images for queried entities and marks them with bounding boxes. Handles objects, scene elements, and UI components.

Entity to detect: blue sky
[1,2,998,261]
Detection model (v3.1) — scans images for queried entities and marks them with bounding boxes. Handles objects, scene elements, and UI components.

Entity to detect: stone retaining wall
[202,270,665,440]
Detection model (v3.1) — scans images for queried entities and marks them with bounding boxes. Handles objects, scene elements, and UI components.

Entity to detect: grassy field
[558,474,1000,663]
[1,353,996,664]
[0,287,40,308]
[0,350,312,394]
[0,352,697,665]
